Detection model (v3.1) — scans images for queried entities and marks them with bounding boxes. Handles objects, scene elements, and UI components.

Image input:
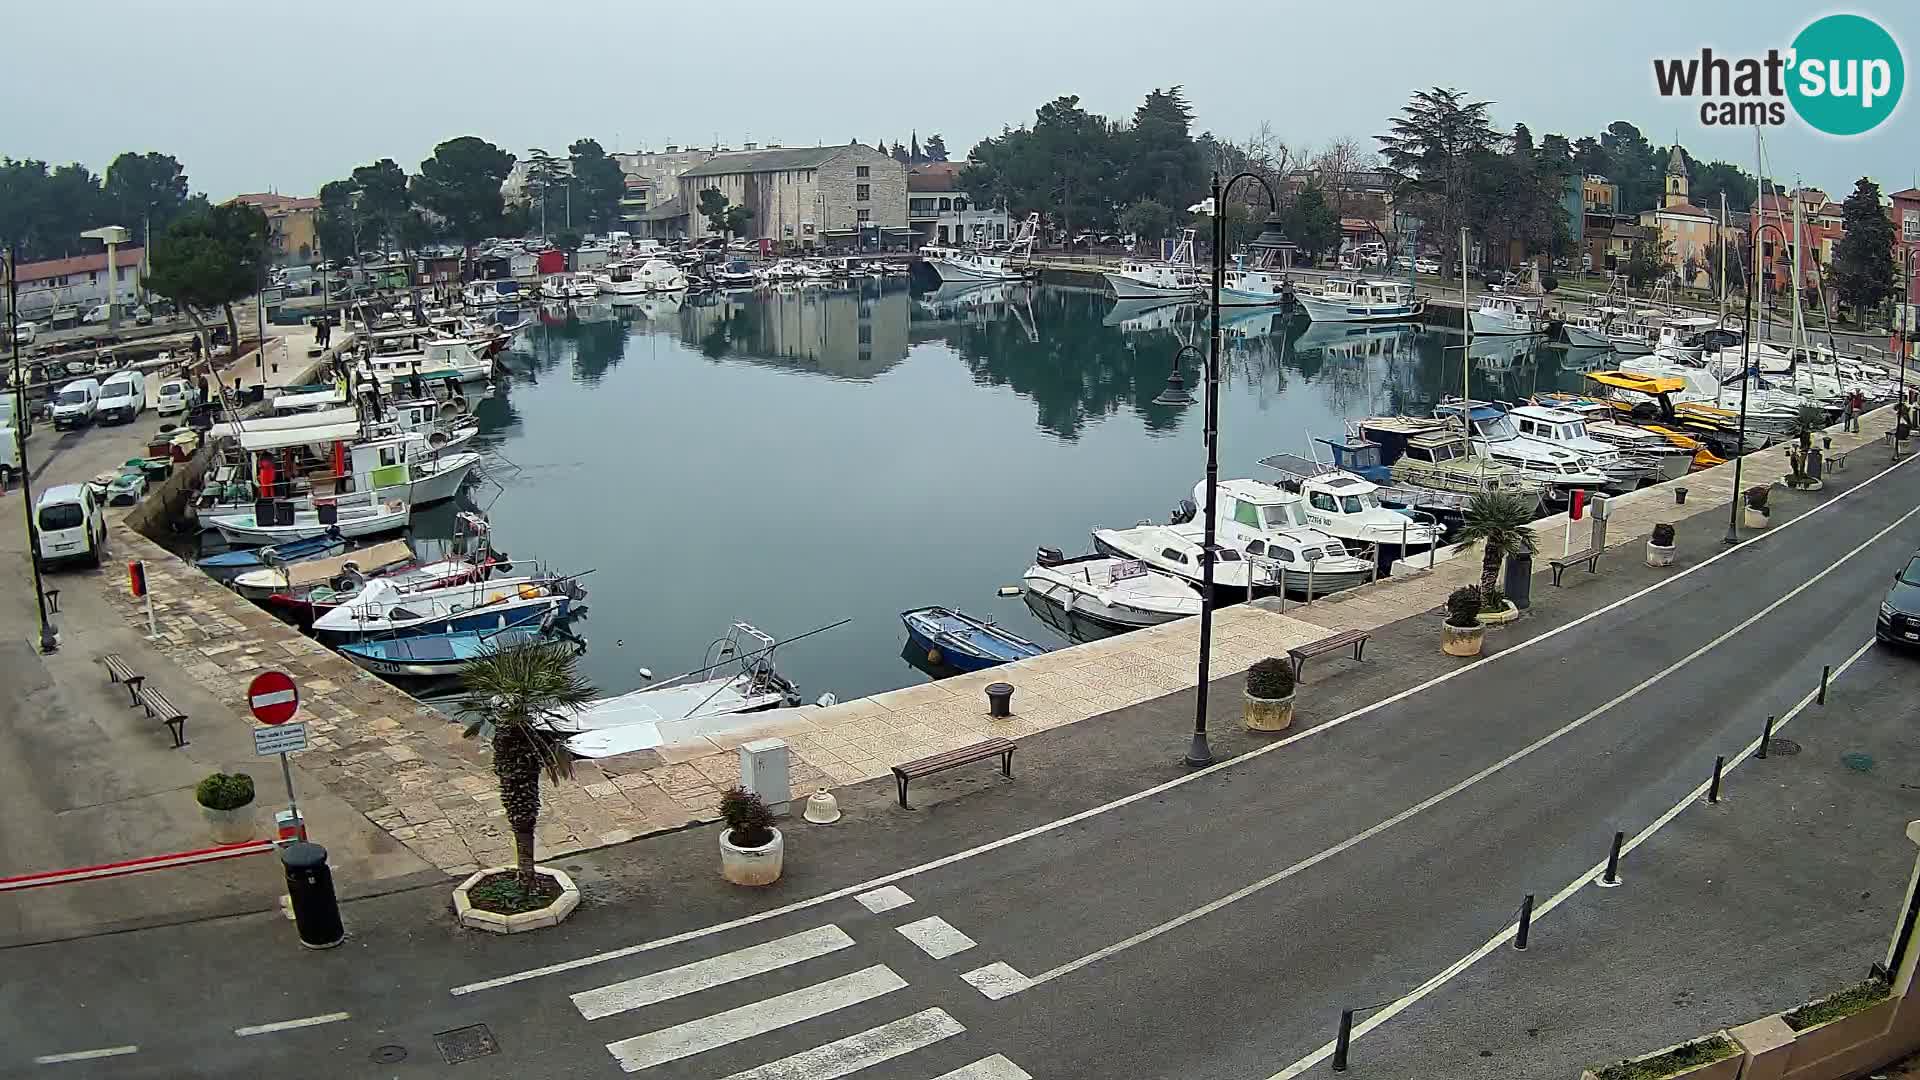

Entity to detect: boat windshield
[1341,493,1374,514]
[1261,503,1305,529]
[1480,416,1520,440]
[1559,422,1586,440]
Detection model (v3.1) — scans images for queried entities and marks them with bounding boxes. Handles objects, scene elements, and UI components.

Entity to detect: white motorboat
[1023,549,1201,629]
[925,212,1038,283]
[311,573,583,642]
[462,279,524,307]
[1090,523,1275,600]
[597,258,690,300]
[1215,266,1290,307]
[227,538,413,600]
[1560,312,1613,349]
[1432,400,1612,498]
[1523,394,1699,482]
[1183,478,1399,590]
[358,336,495,387]
[552,624,802,738]
[1242,462,1443,556]
[1605,311,1658,354]
[1102,229,1203,299]
[208,499,411,546]
[1295,278,1423,323]
[234,550,475,604]
[539,273,600,302]
[1469,293,1544,336]
[1505,404,1656,491]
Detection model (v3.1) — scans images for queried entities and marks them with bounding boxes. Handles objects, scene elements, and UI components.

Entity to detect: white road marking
[33,1046,138,1065]
[1000,498,1920,995]
[573,925,854,1020]
[233,1011,351,1037]
[605,964,906,1073]
[450,454,1917,997]
[715,1007,963,1080]
[896,915,976,959]
[854,885,914,913]
[1265,634,1881,1079]
[931,1054,1035,1080]
[960,962,1031,1000]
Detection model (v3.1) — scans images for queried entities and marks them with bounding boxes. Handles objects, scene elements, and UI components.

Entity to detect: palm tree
[459,642,597,883]
[1453,490,1539,600]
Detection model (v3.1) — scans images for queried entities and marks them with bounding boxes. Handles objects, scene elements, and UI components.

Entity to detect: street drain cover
[434,1024,499,1064]
[370,1045,407,1065]
[1767,738,1802,756]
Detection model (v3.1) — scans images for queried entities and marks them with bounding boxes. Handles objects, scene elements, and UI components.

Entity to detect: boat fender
[997,586,1023,597]
[927,648,943,666]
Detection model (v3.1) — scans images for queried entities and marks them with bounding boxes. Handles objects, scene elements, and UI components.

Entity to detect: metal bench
[136,686,189,748]
[101,653,145,706]
[892,737,1016,809]
[1549,549,1602,586]
[1287,629,1372,680]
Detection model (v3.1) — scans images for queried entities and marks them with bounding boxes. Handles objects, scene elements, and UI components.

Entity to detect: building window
[1905,210,1920,242]
[910,198,936,215]
[856,184,870,201]
[954,198,968,212]
[857,209,871,223]
[938,198,952,212]
[803,222,815,236]
[856,165,870,178]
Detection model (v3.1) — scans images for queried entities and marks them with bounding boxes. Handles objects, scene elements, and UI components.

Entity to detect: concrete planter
[1243,690,1295,733]
[1477,601,1520,626]
[720,826,784,886]
[1777,995,1898,1066]
[1744,506,1771,530]
[1442,621,1486,656]
[453,866,581,934]
[202,803,255,844]
[1646,541,1676,567]
[1578,1032,1742,1080]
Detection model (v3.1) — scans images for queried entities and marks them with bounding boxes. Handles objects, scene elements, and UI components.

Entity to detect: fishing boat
[1341,419,1549,515]
[207,499,411,546]
[310,573,585,643]
[462,279,523,307]
[1102,229,1203,299]
[552,623,812,743]
[1560,311,1614,349]
[925,213,1039,283]
[200,428,479,515]
[228,537,415,601]
[357,337,495,388]
[1470,293,1544,336]
[901,606,1045,672]
[1294,278,1422,323]
[1023,549,1202,630]
[195,529,346,581]
[337,618,554,678]
[264,550,501,618]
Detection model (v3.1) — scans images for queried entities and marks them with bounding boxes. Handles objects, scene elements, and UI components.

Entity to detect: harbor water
[466,283,1595,704]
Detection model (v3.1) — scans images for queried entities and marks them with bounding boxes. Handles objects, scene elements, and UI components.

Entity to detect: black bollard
[985,682,1014,719]
[1709,756,1724,803]
[1759,714,1775,759]
[1675,486,1688,505]
[1514,894,1534,951]
[1332,1009,1355,1072]
[1599,831,1625,888]
[282,842,344,949]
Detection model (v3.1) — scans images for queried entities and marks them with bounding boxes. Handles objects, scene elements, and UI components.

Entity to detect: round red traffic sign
[247,671,300,725]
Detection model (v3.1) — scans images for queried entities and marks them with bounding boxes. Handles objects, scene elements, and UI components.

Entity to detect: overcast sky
[4,0,1911,200]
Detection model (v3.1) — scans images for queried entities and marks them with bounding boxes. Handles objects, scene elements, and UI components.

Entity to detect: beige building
[677,144,909,248]
[231,192,320,266]
[1637,147,1731,287]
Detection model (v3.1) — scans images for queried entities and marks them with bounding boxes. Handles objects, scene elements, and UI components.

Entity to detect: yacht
[1245,460,1443,558]
[1103,229,1203,299]
[596,258,689,300]
[1294,278,1422,323]
[1023,549,1202,630]
[1431,400,1611,500]
[1470,293,1544,335]
[925,212,1039,283]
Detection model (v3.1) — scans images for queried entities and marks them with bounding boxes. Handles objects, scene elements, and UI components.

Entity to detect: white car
[82,304,114,325]
[154,378,194,416]
[34,483,106,569]
[1415,258,1440,275]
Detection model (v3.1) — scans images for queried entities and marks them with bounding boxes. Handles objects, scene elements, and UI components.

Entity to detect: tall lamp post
[1163,171,1279,768]
[6,248,58,653]
[1726,219,1789,545]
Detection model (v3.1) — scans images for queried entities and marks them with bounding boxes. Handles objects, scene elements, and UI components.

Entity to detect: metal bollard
[1819,664,1831,705]
[1759,713,1775,759]
[1598,831,1625,888]
[281,842,344,949]
[1514,894,1534,951]
[1709,756,1724,803]
[1675,486,1688,505]
[985,682,1014,719]
[1331,1009,1355,1072]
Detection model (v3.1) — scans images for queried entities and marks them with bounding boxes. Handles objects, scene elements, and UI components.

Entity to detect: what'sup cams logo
[1653,13,1904,135]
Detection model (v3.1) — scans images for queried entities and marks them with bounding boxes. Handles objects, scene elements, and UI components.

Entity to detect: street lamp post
[6,248,58,653]
[1727,220,1789,545]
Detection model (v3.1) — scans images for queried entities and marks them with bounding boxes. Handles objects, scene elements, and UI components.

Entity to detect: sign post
[127,561,155,639]
[248,671,307,843]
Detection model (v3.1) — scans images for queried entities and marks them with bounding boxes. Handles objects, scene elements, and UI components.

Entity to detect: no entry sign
[248,671,300,725]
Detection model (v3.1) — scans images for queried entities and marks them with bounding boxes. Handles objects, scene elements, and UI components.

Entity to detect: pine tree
[1833,177,1896,319]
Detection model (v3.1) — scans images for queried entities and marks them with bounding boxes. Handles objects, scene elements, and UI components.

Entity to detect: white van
[0,392,28,438]
[96,369,146,424]
[50,378,100,430]
[0,423,17,483]
[6,321,36,347]
[34,483,105,569]
[154,377,195,416]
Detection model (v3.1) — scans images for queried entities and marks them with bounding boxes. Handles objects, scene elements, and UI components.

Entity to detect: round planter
[452,866,581,934]
[202,803,255,844]
[1243,689,1295,733]
[1442,621,1486,656]
[1476,601,1520,626]
[1786,478,1823,491]
[720,826,785,886]
[1646,541,1676,567]
[1743,507,1771,529]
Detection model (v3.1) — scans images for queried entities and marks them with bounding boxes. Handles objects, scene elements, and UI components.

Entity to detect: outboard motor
[1034,546,1066,567]
[1169,498,1198,525]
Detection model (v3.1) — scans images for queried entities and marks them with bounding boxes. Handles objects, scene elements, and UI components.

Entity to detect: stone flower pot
[1743,506,1770,530]
[1243,689,1295,733]
[720,826,784,886]
[452,866,581,934]
[1442,621,1485,656]
[202,803,255,844]
[1646,541,1676,567]
[1476,601,1520,626]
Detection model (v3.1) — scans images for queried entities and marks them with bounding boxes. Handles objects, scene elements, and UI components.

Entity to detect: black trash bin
[281,842,344,949]
[1503,552,1534,610]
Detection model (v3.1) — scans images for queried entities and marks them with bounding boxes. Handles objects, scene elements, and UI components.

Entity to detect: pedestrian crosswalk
[572,902,1032,1078]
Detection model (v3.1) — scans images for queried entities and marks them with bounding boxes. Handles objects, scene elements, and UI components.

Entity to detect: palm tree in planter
[460,641,597,891]
[1452,491,1538,617]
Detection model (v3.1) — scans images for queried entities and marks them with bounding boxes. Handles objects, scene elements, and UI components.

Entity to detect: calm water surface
[466,283,1591,703]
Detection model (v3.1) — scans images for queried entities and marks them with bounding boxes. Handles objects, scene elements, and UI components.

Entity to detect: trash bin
[1503,553,1533,610]
[281,842,344,949]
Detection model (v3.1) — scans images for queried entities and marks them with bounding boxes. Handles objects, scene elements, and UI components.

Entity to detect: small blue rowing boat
[336,617,554,678]
[901,606,1046,672]
[195,529,346,580]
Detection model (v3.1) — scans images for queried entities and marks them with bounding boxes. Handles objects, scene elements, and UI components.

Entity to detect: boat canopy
[212,407,360,441]
[235,420,361,451]
[284,539,414,588]
[273,388,348,412]
[1587,371,1686,395]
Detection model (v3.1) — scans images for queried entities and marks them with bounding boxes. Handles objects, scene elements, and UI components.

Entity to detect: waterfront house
[908,162,1009,248]
[1635,147,1720,287]
[1,247,146,320]
[1890,187,1920,346]
[677,143,909,250]
[1751,187,1845,304]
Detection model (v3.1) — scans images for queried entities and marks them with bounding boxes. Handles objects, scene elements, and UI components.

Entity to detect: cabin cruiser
[1164,492,1376,597]
[1431,401,1611,500]
[1505,404,1657,490]
[596,258,689,299]
[1347,418,1549,508]
[539,273,600,302]
[358,334,495,387]
[1243,461,1443,557]
[1090,523,1277,601]
[1024,549,1202,629]
[925,213,1038,283]
[1523,392,1701,481]
[462,279,524,308]
[1103,229,1203,299]
[1470,293,1544,335]
[1294,278,1422,323]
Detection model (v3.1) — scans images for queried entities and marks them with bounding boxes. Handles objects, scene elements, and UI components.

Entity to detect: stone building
[676,144,909,249]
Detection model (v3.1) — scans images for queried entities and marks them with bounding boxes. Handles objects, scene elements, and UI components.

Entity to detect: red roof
[1890,188,1920,201]
[1651,201,1711,218]
[9,247,147,284]
[907,162,964,193]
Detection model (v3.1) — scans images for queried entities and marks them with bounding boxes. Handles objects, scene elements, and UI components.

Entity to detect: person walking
[1847,389,1865,433]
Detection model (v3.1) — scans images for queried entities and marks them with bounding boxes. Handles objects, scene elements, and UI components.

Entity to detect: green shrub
[1246,657,1295,699]
[195,772,255,811]
[1652,523,1676,546]
[1480,586,1508,610]
[1445,587,1482,628]
[1593,1035,1737,1080]
[720,787,775,848]
[1784,976,1890,1030]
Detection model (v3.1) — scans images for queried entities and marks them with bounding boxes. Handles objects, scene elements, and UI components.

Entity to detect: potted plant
[196,772,256,843]
[719,787,784,886]
[1647,522,1677,567]
[1476,585,1519,625]
[1743,485,1770,529]
[1442,587,1486,656]
[1243,657,1296,733]
[1453,491,1535,623]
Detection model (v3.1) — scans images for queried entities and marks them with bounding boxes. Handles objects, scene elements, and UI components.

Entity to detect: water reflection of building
[675,285,912,379]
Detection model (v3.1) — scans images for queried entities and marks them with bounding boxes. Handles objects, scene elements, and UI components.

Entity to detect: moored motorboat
[901,606,1046,671]
[228,537,415,601]
[208,499,411,546]
[337,618,555,678]
[1294,278,1422,323]
[1023,549,1201,630]
[310,573,585,642]
[1470,293,1545,336]
[195,529,346,581]
[1102,229,1203,299]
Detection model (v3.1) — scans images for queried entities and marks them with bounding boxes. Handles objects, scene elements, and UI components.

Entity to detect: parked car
[154,377,195,416]
[1878,553,1920,646]
[50,378,101,430]
[1415,258,1440,275]
[96,369,146,424]
[6,320,37,348]
[34,483,106,569]
[132,306,154,326]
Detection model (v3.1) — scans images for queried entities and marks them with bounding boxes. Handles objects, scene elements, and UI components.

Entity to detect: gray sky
[5,0,1913,200]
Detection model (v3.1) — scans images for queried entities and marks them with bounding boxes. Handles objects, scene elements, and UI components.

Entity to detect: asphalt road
[5,453,1920,1078]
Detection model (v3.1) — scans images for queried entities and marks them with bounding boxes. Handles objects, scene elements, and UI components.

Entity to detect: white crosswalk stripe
[714,1007,963,1080]
[854,886,914,913]
[930,1055,1035,1080]
[895,916,976,960]
[605,964,907,1073]
[573,926,855,1020]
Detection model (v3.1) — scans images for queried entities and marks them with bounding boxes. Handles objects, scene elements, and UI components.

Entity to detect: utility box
[738,738,792,816]
[1590,494,1610,551]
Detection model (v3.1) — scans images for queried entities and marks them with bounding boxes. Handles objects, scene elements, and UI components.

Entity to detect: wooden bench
[1287,629,1372,680]
[136,686,189,748]
[892,737,1015,809]
[101,653,145,706]
[1549,549,1602,586]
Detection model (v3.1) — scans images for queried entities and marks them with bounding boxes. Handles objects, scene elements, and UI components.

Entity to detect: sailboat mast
[1718,192,1729,406]
[1461,225,1471,410]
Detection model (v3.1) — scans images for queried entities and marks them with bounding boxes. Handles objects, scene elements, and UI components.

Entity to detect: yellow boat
[1581,371,1741,466]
